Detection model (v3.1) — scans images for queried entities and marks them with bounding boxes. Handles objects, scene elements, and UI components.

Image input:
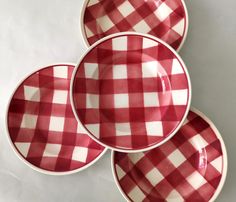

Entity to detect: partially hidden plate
[81,0,189,51]
[112,109,227,202]
[71,32,191,152]
[7,64,106,175]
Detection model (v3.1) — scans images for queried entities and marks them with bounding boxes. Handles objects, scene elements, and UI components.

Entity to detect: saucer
[112,109,227,202]
[81,0,188,50]
[7,64,106,175]
[71,32,191,152]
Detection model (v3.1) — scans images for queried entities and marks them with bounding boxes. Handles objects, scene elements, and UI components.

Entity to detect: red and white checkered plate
[112,109,227,202]
[81,0,188,51]
[7,64,106,175]
[71,33,191,152]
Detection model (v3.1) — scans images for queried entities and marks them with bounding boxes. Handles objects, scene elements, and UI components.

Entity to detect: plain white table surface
[0,0,235,201]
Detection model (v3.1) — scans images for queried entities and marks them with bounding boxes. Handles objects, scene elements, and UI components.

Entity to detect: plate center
[86,52,172,126]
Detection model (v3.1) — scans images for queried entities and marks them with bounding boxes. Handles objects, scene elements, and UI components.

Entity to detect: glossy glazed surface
[7,64,105,174]
[113,110,226,201]
[82,0,188,50]
[72,33,191,152]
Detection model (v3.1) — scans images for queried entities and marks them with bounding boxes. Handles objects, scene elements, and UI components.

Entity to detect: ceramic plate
[71,32,191,152]
[7,64,106,175]
[81,0,188,51]
[112,109,227,202]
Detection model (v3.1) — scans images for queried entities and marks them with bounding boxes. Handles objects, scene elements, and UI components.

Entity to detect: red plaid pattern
[72,34,191,151]
[7,64,105,173]
[83,0,188,50]
[113,110,225,202]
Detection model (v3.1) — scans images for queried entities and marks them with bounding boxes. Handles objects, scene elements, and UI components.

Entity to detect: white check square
[77,122,88,134]
[85,26,94,38]
[133,20,151,33]
[88,0,99,7]
[172,90,188,105]
[155,2,173,21]
[128,186,146,202]
[210,156,222,173]
[49,116,65,132]
[113,65,127,79]
[146,122,163,136]
[144,92,160,107]
[171,59,184,75]
[118,1,135,17]
[43,144,61,157]
[166,190,184,202]
[186,171,207,189]
[112,36,128,51]
[142,61,160,78]
[114,94,129,108]
[142,37,159,49]
[172,19,185,35]
[15,142,30,157]
[86,94,99,108]
[129,152,145,164]
[115,123,131,136]
[97,15,114,32]
[53,66,68,79]
[72,147,88,163]
[168,149,186,167]
[116,165,126,179]
[84,63,98,79]
[21,114,38,129]
[86,124,100,138]
[24,86,40,102]
[146,168,164,186]
[188,134,209,150]
[52,90,68,104]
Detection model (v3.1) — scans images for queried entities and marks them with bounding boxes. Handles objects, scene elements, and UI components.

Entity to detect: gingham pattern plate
[82,0,188,50]
[71,33,191,152]
[112,109,227,202]
[7,64,106,174]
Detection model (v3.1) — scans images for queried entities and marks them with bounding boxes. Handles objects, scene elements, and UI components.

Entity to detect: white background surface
[0,0,235,201]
